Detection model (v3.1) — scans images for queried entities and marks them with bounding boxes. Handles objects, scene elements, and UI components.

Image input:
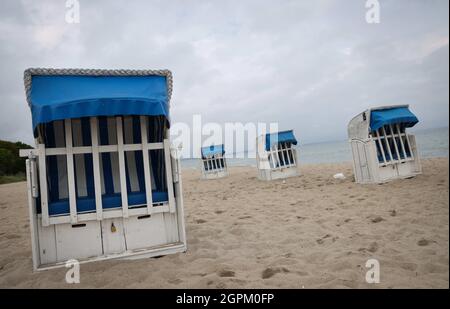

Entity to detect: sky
[0,0,448,147]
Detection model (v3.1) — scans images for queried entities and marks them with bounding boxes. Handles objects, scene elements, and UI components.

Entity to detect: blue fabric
[370,107,418,132]
[29,75,169,130]
[77,118,95,197]
[45,122,60,203]
[77,118,95,199]
[47,191,169,216]
[201,144,225,158]
[98,117,115,196]
[265,130,298,151]
[124,116,147,206]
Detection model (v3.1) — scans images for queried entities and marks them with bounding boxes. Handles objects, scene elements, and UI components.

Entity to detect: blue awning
[265,130,298,151]
[201,144,225,158]
[370,107,419,132]
[27,73,170,131]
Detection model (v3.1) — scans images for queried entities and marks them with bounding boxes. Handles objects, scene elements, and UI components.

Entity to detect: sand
[0,158,448,288]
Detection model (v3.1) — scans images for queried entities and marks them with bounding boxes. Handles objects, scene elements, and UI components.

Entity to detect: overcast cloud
[0,0,448,147]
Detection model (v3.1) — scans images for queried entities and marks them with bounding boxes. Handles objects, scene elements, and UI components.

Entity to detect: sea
[181,127,449,169]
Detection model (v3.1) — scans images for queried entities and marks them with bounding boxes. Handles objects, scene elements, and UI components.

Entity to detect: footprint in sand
[261,267,289,279]
[316,234,332,245]
[368,215,384,223]
[417,238,433,246]
[195,219,207,224]
[368,242,379,253]
[218,269,235,278]
[168,278,183,284]
[238,216,252,220]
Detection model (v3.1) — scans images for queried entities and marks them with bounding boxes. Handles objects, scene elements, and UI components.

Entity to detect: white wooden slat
[164,139,176,213]
[98,145,119,153]
[284,144,290,167]
[292,148,297,166]
[72,146,92,154]
[48,212,97,225]
[101,209,125,220]
[389,124,401,163]
[96,143,162,153]
[285,144,292,166]
[140,116,154,214]
[90,117,103,220]
[38,143,50,227]
[19,148,39,158]
[382,126,394,164]
[223,154,228,170]
[130,205,170,216]
[374,129,387,165]
[269,149,276,169]
[280,143,286,167]
[171,148,180,183]
[116,117,129,218]
[45,148,67,156]
[64,119,78,224]
[30,159,39,198]
[72,120,87,197]
[53,121,68,200]
[404,132,414,160]
[25,159,40,271]
[123,144,143,151]
[291,147,296,167]
[396,124,407,160]
[220,156,224,171]
[274,145,281,170]
[147,142,164,150]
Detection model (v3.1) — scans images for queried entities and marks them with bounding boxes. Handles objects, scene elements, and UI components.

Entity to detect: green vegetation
[0,140,33,184]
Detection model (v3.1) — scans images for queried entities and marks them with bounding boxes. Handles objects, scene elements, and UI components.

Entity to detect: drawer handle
[137,215,151,220]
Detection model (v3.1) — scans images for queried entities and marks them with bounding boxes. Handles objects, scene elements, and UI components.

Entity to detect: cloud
[0,0,448,146]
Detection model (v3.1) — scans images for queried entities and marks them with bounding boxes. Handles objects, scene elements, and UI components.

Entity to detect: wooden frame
[201,152,228,179]
[22,116,176,227]
[371,124,414,167]
[256,134,299,181]
[267,142,297,170]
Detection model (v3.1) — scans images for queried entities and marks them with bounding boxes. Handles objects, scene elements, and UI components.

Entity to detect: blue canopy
[27,73,170,131]
[265,130,298,151]
[370,106,419,132]
[201,144,225,158]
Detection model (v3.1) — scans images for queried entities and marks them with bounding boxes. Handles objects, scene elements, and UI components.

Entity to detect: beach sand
[0,158,448,288]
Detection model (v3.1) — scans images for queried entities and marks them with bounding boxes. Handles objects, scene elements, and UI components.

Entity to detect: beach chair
[256,130,299,181]
[20,68,186,270]
[201,144,228,179]
[348,105,422,184]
